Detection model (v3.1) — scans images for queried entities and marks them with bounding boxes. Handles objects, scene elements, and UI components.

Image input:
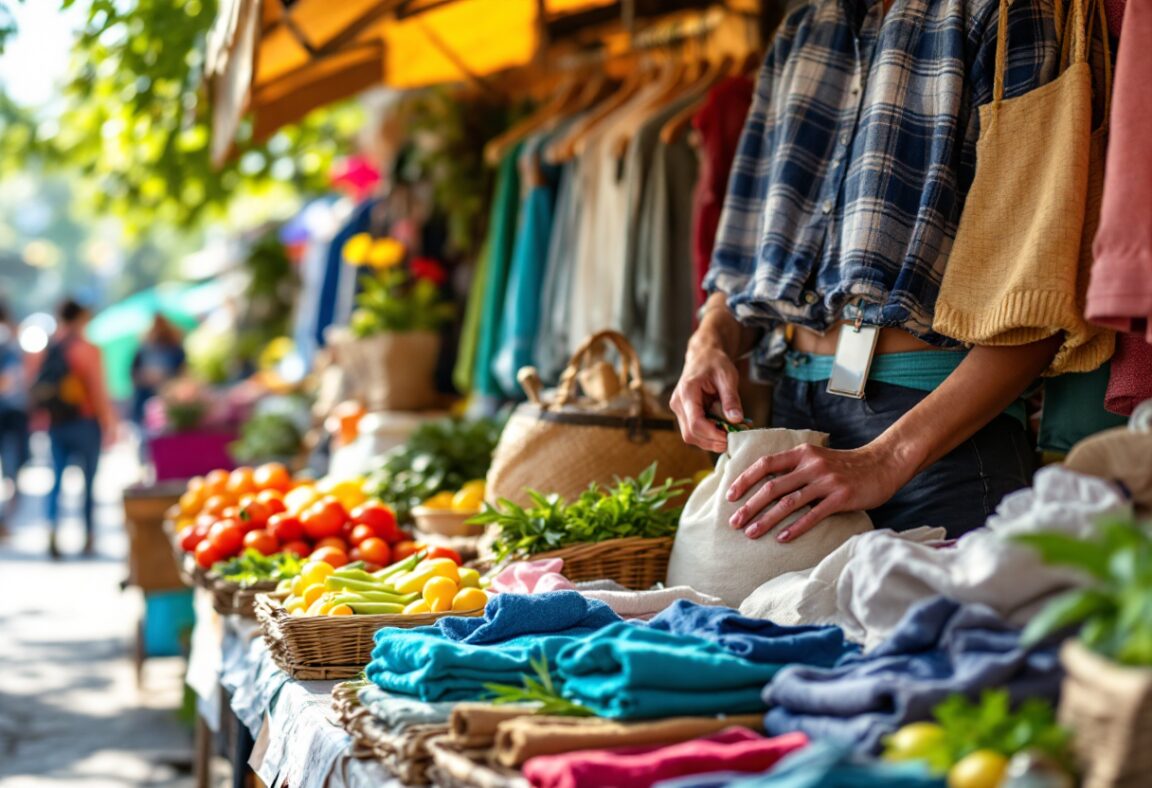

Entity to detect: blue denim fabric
[46,417,102,535]
[771,378,1033,538]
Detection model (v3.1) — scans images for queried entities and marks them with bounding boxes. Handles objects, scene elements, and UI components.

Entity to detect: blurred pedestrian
[30,299,117,558]
[130,314,186,426]
[0,303,29,536]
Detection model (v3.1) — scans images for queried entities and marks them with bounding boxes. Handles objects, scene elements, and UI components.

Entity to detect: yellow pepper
[393,558,460,594]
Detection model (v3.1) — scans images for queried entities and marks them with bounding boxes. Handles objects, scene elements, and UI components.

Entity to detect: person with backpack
[0,303,29,536]
[30,299,117,558]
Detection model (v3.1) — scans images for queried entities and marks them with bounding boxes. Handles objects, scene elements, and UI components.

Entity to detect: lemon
[451,481,486,511]
[452,587,488,612]
[883,722,947,762]
[458,567,481,589]
[422,491,456,510]
[948,750,1008,788]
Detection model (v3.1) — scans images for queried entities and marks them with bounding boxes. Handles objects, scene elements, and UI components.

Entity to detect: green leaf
[1013,533,1112,579]
[1021,588,1115,647]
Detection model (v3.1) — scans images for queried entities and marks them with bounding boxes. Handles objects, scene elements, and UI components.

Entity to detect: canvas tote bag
[667,429,872,607]
[486,330,712,506]
[933,0,1115,375]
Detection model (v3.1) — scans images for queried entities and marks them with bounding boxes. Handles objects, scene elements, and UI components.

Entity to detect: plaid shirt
[706,0,1059,345]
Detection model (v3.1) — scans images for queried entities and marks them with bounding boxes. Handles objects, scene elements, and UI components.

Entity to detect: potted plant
[1017,518,1152,788]
[327,234,453,412]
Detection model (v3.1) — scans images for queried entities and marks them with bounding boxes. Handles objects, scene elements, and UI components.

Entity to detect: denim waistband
[783,349,1027,426]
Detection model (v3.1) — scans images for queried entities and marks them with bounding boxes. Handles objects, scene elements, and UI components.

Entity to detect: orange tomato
[202,495,230,517]
[256,489,287,515]
[349,524,376,547]
[204,469,230,493]
[391,540,422,562]
[186,475,207,493]
[221,506,241,521]
[301,499,347,541]
[254,462,293,493]
[309,546,348,568]
[178,489,205,516]
[358,537,391,567]
[227,467,257,497]
[243,529,279,556]
[240,500,272,531]
[314,536,348,553]
[280,540,312,557]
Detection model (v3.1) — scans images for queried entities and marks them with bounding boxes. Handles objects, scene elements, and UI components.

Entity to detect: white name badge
[826,324,880,399]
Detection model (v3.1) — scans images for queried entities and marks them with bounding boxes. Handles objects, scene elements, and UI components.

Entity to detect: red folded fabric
[1105,333,1152,416]
[521,727,808,788]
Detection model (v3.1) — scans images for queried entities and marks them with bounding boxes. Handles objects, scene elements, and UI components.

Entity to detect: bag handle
[551,330,648,412]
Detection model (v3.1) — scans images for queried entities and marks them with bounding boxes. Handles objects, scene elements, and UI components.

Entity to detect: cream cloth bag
[932,0,1115,375]
[666,429,872,607]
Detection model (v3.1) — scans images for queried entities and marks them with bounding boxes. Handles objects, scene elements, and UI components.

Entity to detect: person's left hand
[725,440,915,542]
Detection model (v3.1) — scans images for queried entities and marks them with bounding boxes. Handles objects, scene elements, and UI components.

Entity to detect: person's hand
[725,439,916,542]
[670,342,744,453]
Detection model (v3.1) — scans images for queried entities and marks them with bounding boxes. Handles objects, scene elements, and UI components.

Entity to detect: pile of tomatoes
[172,463,420,571]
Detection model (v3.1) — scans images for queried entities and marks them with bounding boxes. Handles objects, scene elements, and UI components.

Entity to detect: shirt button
[839,132,850,146]
[803,291,820,305]
[822,199,834,214]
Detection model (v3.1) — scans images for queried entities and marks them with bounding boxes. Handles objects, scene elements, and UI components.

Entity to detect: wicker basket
[211,578,280,617]
[1059,639,1152,788]
[531,536,674,589]
[254,593,484,680]
[413,506,486,538]
[426,736,529,788]
[331,680,448,784]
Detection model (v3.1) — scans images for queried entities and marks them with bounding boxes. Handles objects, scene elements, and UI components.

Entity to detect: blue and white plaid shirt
[706,0,1059,345]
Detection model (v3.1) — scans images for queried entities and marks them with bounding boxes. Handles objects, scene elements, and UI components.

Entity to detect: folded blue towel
[436,591,621,644]
[653,741,945,787]
[646,601,857,667]
[555,622,780,719]
[763,597,1062,754]
[356,685,456,733]
[366,631,576,702]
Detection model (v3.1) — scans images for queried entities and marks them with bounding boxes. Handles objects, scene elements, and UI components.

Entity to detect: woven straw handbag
[485,330,712,507]
[933,0,1115,375]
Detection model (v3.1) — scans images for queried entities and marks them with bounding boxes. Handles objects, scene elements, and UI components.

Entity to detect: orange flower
[367,237,406,269]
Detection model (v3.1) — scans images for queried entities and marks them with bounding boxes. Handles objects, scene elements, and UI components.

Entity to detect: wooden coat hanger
[547,54,650,163]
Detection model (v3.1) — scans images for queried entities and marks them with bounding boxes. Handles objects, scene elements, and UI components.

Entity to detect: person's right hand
[670,342,744,454]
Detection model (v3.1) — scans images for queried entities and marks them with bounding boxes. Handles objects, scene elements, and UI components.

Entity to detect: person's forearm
[692,292,758,358]
[875,337,1061,477]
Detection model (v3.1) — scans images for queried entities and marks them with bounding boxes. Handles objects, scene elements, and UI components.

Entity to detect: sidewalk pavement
[0,435,199,787]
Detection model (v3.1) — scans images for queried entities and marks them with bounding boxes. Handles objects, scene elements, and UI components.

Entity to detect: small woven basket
[531,536,674,589]
[331,680,448,784]
[426,736,529,788]
[1059,639,1152,788]
[254,593,484,680]
[211,578,280,617]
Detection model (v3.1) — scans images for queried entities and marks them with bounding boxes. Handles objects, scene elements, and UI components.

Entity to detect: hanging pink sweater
[522,728,808,788]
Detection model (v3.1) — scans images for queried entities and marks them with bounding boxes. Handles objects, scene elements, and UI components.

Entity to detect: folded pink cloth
[1105,334,1152,416]
[521,727,809,788]
[489,559,576,595]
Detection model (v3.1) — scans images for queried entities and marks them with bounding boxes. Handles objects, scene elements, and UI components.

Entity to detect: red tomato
[280,540,312,557]
[301,499,347,541]
[178,525,203,552]
[358,537,392,566]
[314,536,348,553]
[425,546,462,565]
[243,529,279,556]
[240,500,271,531]
[194,540,221,569]
[267,513,304,543]
[195,512,217,530]
[349,524,376,547]
[221,505,241,521]
[391,540,421,562]
[256,489,287,515]
[309,546,348,568]
[208,519,244,557]
[254,462,293,493]
[348,547,363,564]
[351,503,401,542]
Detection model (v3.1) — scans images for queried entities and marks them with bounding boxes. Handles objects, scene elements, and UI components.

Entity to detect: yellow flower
[367,237,406,269]
[342,232,374,265]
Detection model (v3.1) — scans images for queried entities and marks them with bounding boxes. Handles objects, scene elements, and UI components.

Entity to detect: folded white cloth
[836,466,1131,651]
[738,527,946,626]
[581,586,726,620]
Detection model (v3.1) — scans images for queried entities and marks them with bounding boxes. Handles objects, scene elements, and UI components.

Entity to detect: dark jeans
[772,378,1034,538]
[47,418,102,536]
[0,407,29,484]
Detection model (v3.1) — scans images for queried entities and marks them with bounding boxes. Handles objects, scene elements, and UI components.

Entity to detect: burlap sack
[667,429,872,607]
[486,331,711,506]
[933,0,1115,375]
[328,328,441,412]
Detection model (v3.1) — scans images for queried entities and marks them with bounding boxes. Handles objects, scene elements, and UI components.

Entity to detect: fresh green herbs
[484,655,594,717]
[473,464,689,562]
[367,417,504,523]
[884,691,1073,774]
[1016,518,1152,666]
[349,267,455,338]
[213,549,305,587]
[229,412,305,465]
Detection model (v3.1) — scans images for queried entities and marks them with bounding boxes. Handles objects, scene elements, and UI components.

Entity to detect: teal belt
[783,349,1027,427]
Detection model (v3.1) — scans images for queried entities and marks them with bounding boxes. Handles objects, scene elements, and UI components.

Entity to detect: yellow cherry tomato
[301,583,327,608]
[451,481,487,511]
[422,576,459,607]
[327,603,354,616]
[422,491,456,510]
[452,587,488,612]
[948,750,1009,788]
[403,599,431,615]
[458,567,481,589]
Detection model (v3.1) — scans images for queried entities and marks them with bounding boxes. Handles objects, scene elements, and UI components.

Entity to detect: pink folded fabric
[489,559,576,595]
[1105,334,1152,416]
[521,727,809,788]
[1088,0,1152,341]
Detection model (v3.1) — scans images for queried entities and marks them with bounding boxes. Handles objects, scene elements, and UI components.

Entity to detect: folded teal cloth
[556,623,781,719]
[366,632,576,702]
[356,685,455,733]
